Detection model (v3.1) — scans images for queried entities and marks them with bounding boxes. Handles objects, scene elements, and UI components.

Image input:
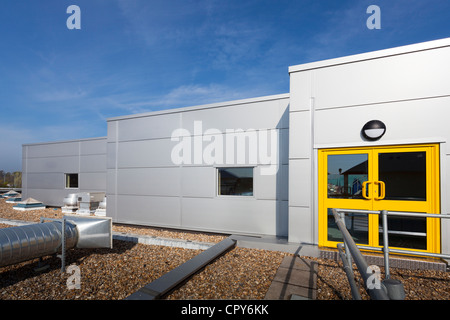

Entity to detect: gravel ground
[1,198,450,300]
[0,199,286,300]
[312,256,450,300]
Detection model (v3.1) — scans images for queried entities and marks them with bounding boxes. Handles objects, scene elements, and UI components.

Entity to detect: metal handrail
[334,208,450,278]
[336,243,362,300]
[332,208,450,300]
[331,209,390,300]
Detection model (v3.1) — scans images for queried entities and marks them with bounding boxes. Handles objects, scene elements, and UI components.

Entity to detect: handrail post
[340,211,354,278]
[381,210,390,279]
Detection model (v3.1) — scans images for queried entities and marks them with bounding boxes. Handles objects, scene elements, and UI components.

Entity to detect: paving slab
[265,256,318,300]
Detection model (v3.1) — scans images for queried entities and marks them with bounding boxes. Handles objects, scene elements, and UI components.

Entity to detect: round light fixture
[361,120,386,141]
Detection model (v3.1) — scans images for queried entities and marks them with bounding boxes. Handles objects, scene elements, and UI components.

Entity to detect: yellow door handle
[362,181,372,200]
[374,181,385,200]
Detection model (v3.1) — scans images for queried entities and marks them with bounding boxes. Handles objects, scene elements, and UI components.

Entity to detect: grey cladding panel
[80,172,107,191]
[115,195,181,227]
[26,173,63,189]
[118,113,181,141]
[117,139,178,168]
[313,46,450,110]
[117,167,181,197]
[27,156,79,173]
[106,143,117,169]
[181,166,215,198]
[80,139,107,155]
[181,197,279,235]
[106,170,116,195]
[81,154,106,172]
[26,141,79,158]
[254,164,288,201]
[25,188,70,207]
[181,99,289,134]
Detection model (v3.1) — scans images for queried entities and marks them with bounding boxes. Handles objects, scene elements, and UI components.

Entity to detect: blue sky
[1,0,450,172]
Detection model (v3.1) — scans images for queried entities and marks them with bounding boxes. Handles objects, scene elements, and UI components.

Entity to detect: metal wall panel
[117,167,181,197]
[80,172,106,191]
[22,138,107,206]
[114,194,181,227]
[80,154,107,173]
[181,166,215,198]
[26,156,79,174]
[80,138,107,155]
[278,128,289,165]
[289,72,311,112]
[26,141,79,158]
[106,142,117,169]
[180,98,289,133]
[107,121,117,141]
[117,113,181,141]
[314,97,450,150]
[181,197,279,235]
[117,139,178,168]
[288,206,313,244]
[108,94,290,237]
[277,200,289,236]
[254,164,288,201]
[106,169,116,195]
[289,111,311,159]
[26,173,62,189]
[314,47,450,110]
[22,188,69,207]
[288,159,311,208]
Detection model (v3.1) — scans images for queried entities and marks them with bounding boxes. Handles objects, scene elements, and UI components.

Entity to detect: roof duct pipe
[0,215,112,271]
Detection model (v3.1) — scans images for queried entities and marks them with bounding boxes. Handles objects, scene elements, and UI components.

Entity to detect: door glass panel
[327,154,368,199]
[379,214,427,250]
[378,152,426,201]
[327,209,369,244]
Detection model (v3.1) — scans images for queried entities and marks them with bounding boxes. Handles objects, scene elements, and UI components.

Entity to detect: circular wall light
[361,120,386,141]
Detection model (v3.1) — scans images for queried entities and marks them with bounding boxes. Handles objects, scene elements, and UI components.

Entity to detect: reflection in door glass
[327,154,368,199]
[327,209,369,244]
[378,152,426,201]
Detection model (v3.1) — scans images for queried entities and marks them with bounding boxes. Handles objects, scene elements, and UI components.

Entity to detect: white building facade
[22,37,450,256]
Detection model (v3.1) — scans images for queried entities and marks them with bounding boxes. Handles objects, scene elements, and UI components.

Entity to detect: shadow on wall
[275,103,289,238]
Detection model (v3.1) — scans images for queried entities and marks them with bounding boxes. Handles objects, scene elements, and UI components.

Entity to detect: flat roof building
[22,37,450,256]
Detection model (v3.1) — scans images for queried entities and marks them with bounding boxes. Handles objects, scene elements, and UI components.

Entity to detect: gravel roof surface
[1,198,450,300]
[0,199,286,300]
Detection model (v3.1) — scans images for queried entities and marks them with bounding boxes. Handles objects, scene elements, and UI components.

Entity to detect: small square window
[65,173,79,189]
[218,167,253,196]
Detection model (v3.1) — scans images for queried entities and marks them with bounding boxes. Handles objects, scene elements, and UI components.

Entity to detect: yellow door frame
[318,144,440,254]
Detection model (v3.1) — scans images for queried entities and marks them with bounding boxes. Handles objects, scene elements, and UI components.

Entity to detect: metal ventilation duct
[0,215,112,269]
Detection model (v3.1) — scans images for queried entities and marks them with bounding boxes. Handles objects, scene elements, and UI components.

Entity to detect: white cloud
[112,82,269,114]
[35,89,89,102]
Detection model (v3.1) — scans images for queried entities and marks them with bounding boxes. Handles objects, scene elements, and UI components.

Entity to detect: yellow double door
[318,144,440,254]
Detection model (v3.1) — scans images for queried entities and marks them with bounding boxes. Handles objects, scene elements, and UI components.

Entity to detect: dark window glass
[65,173,79,189]
[378,152,426,201]
[218,168,253,196]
